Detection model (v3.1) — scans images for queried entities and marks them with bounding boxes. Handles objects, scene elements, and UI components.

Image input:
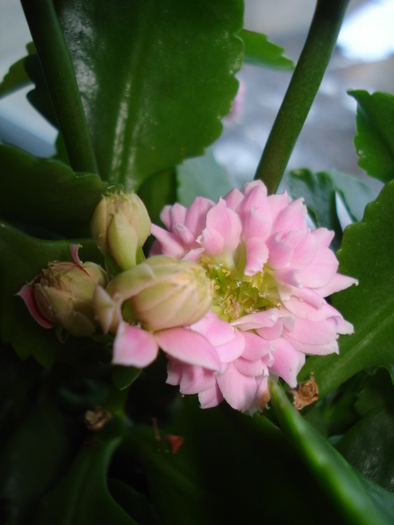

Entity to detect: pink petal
[231,309,279,331]
[286,316,337,344]
[112,322,159,367]
[173,224,196,246]
[284,333,339,355]
[239,185,271,224]
[150,224,186,258]
[234,357,268,377]
[198,384,224,408]
[242,206,271,241]
[17,284,54,329]
[241,331,274,360]
[244,237,269,276]
[215,330,245,363]
[197,228,224,255]
[273,268,301,288]
[266,234,293,268]
[287,229,317,271]
[272,198,306,233]
[179,365,216,394]
[224,187,244,211]
[154,327,221,370]
[70,244,83,267]
[168,203,187,228]
[166,360,183,385]
[296,243,339,288]
[206,199,242,253]
[268,192,291,223]
[270,338,305,388]
[216,363,259,411]
[314,273,358,297]
[185,197,214,236]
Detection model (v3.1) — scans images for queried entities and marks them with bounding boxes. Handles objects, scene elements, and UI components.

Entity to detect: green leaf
[286,169,342,250]
[0,392,76,523]
[112,367,142,392]
[0,221,106,368]
[177,148,234,207]
[239,29,294,70]
[123,396,349,525]
[0,144,109,237]
[270,381,393,525]
[33,418,138,525]
[330,168,380,222]
[52,0,244,189]
[349,90,394,182]
[299,180,394,397]
[108,479,159,525]
[0,49,31,99]
[355,367,394,416]
[336,407,394,493]
[138,168,177,228]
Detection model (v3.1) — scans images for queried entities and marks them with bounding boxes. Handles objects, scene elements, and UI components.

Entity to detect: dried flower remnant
[151,180,358,413]
[84,405,112,431]
[290,373,319,410]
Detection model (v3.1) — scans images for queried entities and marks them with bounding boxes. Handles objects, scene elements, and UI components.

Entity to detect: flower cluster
[18,184,357,414]
[151,180,357,412]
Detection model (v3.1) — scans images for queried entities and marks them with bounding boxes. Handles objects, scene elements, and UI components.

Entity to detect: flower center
[200,256,280,322]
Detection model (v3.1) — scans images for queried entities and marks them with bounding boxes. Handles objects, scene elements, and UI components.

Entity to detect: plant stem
[20,0,99,175]
[254,0,350,194]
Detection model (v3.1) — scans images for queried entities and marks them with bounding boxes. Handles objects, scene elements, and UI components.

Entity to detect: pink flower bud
[91,192,151,270]
[104,255,213,331]
[18,245,108,337]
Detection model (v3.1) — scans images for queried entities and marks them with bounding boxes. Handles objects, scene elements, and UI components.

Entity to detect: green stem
[20,0,99,175]
[254,0,350,194]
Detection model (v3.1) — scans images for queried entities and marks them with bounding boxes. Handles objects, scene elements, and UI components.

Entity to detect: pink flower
[151,180,357,412]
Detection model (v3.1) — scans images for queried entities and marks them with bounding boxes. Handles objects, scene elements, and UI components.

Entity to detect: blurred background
[0,0,392,192]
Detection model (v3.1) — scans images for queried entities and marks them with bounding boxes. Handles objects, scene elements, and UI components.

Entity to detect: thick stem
[20,0,99,175]
[254,0,350,194]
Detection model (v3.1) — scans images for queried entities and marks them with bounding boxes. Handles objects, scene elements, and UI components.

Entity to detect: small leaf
[239,29,294,70]
[177,148,234,207]
[52,0,244,189]
[330,168,380,222]
[299,180,394,397]
[112,367,142,391]
[0,51,31,99]
[0,144,109,237]
[270,381,393,525]
[349,90,394,182]
[286,169,342,250]
[33,418,138,525]
[336,407,394,493]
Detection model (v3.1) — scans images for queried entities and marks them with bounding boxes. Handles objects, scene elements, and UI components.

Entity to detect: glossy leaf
[355,367,394,416]
[299,180,394,397]
[33,418,138,525]
[349,90,394,182]
[0,221,105,368]
[0,46,32,99]
[286,169,342,250]
[124,396,348,525]
[270,381,393,525]
[177,148,233,207]
[0,144,109,237]
[112,366,142,392]
[330,168,380,222]
[336,407,394,493]
[239,29,294,70]
[52,0,244,189]
[138,168,177,228]
[0,393,75,523]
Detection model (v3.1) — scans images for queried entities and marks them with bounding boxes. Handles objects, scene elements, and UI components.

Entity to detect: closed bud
[91,192,151,270]
[18,245,108,337]
[106,255,213,331]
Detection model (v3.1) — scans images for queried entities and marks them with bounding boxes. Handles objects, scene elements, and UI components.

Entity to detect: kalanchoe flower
[151,180,358,413]
[17,244,108,337]
[91,192,151,270]
[93,255,220,371]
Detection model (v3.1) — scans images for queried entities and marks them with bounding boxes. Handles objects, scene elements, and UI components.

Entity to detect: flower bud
[106,255,213,331]
[18,245,108,337]
[91,192,151,270]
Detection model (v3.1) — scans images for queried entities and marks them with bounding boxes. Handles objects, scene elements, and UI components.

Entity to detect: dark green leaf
[0,221,105,368]
[109,479,159,525]
[52,0,244,189]
[239,29,294,70]
[355,368,394,417]
[356,471,394,524]
[270,381,392,525]
[112,367,141,392]
[0,49,31,99]
[286,169,342,250]
[349,90,394,182]
[177,148,233,207]
[138,168,177,227]
[123,396,348,525]
[299,180,394,397]
[0,393,76,523]
[336,407,394,493]
[330,169,380,222]
[33,418,138,525]
[0,144,109,237]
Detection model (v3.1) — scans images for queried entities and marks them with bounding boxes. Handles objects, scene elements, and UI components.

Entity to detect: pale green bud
[106,255,213,331]
[33,259,108,337]
[91,192,151,270]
